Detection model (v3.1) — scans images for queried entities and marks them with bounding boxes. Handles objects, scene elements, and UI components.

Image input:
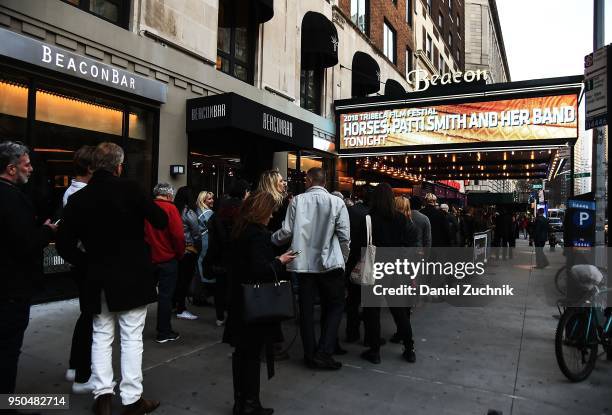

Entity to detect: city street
[17,239,611,415]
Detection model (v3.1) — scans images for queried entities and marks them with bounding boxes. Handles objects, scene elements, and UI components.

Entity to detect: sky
[496,0,611,81]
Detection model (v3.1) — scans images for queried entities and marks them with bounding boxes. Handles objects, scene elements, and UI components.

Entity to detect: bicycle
[555,268,612,382]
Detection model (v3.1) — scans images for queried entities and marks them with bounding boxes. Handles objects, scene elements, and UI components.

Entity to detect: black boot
[241,355,273,415]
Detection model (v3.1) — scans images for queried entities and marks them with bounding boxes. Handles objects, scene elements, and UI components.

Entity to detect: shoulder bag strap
[365,215,372,246]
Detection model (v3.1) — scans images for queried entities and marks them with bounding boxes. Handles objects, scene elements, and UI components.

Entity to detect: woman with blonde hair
[394,195,413,222]
[257,169,290,234]
[195,190,215,304]
[256,169,285,208]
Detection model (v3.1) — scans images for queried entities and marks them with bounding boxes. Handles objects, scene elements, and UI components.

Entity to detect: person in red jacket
[145,183,186,343]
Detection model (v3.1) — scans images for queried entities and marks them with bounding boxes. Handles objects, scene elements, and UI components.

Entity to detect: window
[449,0,452,12]
[406,0,412,26]
[351,0,369,34]
[62,0,130,28]
[427,0,432,13]
[438,13,443,28]
[405,47,413,77]
[0,73,28,141]
[438,55,444,74]
[383,21,396,63]
[300,69,323,115]
[457,14,460,28]
[434,47,439,69]
[449,32,453,47]
[456,48,460,62]
[426,34,433,62]
[216,1,256,84]
[391,0,397,5]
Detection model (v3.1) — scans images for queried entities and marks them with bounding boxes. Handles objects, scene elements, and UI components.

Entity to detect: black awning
[301,11,339,70]
[351,52,380,97]
[256,0,274,23]
[187,93,313,150]
[218,0,274,28]
[384,79,405,98]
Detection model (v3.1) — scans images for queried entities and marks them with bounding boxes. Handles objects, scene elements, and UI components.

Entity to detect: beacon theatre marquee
[338,93,579,152]
[0,28,167,102]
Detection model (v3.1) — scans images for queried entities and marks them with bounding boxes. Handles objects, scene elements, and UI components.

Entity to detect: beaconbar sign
[339,94,578,150]
[0,28,167,103]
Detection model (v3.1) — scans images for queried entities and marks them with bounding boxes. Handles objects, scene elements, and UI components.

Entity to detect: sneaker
[156,331,180,343]
[72,380,95,394]
[215,317,226,327]
[176,310,198,320]
[65,368,76,382]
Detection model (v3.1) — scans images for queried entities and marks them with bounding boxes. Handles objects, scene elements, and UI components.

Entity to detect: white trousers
[90,294,147,405]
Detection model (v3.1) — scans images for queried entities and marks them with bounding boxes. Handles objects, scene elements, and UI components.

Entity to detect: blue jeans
[156,260,178,335]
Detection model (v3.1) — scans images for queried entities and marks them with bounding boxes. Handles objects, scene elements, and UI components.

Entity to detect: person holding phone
[223,191,296,415]
[0,140,56,396]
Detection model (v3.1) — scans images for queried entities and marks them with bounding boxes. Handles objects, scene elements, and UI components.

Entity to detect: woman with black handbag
[224,191,296,415]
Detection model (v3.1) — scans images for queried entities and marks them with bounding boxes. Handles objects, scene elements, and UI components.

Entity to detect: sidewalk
[16,239,612,414]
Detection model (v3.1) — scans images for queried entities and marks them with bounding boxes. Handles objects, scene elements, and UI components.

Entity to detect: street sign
[573,172,591,178]
[566,199,596,247]
[531,184,543,189]
[584,45,608,129]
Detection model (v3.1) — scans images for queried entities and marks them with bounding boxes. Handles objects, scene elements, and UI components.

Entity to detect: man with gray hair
[0,140,56,395]
[57,142,167,415]
[144,183,185,344]
[272,167,350,370]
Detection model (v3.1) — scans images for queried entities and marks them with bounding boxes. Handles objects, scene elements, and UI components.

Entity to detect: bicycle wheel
[554,265,567,296]
[555,307,598,382]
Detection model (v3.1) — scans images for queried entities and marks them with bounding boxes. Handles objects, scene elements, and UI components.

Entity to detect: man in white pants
[57,142,168,415]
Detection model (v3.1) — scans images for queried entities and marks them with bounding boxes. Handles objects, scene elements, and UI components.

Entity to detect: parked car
[548,217,563,232]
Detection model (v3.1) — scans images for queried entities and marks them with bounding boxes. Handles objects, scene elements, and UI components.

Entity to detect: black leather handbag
[242,266,295,324]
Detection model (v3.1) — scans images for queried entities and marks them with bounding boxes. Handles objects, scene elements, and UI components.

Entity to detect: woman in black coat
[361,183,416,365]
[223,191,295,415]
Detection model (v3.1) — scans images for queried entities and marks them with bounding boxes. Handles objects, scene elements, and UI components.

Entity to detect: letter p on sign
[579,212,590,226]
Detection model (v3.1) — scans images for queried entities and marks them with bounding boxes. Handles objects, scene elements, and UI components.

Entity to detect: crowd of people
[1,139,553,415]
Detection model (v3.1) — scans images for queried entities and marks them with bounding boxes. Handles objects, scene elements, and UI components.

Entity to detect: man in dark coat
[533,208,549,268]
[0,140,56,395]
[56,142,167,415]
[420,193,451,248]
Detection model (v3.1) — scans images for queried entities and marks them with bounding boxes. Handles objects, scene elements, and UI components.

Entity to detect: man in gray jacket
[272,167,350,370]
[410,196,432,249]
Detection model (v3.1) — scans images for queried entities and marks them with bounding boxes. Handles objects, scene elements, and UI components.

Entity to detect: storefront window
[287,151,333,193]
[125,106,154,186]
[0,74,28,141]
[26,83,156,222]
[35,88,123,136]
